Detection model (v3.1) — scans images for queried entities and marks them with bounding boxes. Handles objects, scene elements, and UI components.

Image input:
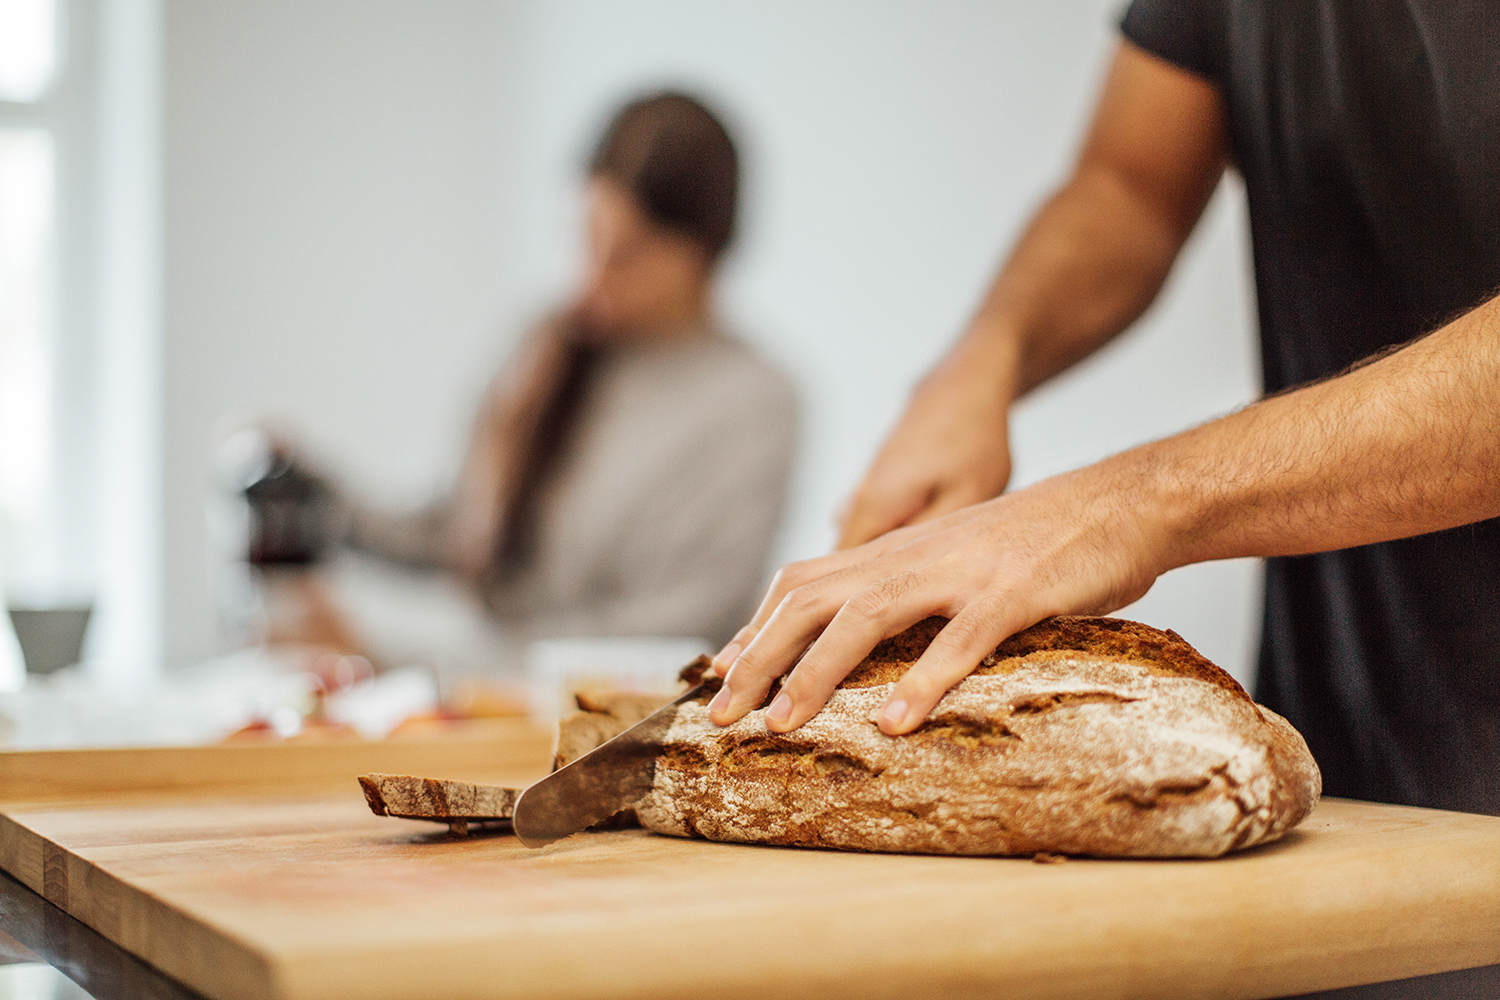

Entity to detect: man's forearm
[941,42,1228,405]
[950,164,1203,404]
[1129,293,1500,569]
[834,42,1229,548]
[834,161,1220,548]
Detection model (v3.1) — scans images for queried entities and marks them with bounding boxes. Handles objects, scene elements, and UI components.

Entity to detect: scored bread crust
[635,616,1322,858]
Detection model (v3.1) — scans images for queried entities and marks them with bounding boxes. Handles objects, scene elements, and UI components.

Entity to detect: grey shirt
[348,329,799,654]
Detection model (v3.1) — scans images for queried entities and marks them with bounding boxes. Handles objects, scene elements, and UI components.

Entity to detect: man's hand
[710,457,1166,735]
[709,289,1500,737]
[836,351,1015,549]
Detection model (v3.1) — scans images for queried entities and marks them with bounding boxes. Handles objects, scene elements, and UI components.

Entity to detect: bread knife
[512,677,717,848]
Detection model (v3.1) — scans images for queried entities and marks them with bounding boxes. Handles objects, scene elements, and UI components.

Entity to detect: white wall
[161,1,1263,682]
[0,0,167,686]
[91,0,166,686]
[162,0,522,662]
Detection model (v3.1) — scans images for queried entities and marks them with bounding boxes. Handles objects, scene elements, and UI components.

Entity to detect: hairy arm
[709,292,1500,734]
[837,41,1227,548]
[1158,305,1500,564]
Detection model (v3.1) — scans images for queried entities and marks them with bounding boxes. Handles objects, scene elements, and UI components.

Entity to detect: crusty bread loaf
[635,616,1321,858]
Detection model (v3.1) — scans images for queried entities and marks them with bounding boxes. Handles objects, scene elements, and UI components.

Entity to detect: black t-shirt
[1121,0,1500,814]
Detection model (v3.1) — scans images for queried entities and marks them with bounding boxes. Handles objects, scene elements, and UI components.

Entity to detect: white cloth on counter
[0,653,437,749]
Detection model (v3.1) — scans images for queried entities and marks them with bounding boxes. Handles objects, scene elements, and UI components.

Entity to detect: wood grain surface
[0,785,1496,1000]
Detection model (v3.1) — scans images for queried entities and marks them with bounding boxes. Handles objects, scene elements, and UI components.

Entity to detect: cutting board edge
[260,890,1500,1000]
[0,810,286,1000]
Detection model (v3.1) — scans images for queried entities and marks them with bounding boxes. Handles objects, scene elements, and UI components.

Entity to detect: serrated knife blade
[512,680,713,848]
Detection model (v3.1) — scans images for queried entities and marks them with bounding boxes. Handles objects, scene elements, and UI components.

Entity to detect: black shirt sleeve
[1119,0,1227,84]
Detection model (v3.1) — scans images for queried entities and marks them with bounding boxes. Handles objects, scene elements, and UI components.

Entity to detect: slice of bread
[636,616,1321,858]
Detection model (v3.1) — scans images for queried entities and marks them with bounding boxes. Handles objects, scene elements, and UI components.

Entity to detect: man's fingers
[705,659,776,725]
[878,601,1034,735]
[708,549,928,726]
[710,520,975,726]
[710,624,758,677]
[709,535,923,718]
[739,547,871,637]
[707,580,845,725]
[726,531,926,674]
[764,572,938,732]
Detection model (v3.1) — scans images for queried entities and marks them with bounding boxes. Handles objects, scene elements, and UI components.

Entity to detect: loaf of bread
[635,616,1321,858]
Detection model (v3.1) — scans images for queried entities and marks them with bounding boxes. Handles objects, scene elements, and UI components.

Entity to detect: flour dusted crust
[635,617,1322,858]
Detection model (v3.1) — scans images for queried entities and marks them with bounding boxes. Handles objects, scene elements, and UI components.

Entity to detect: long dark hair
[588,91,740,263]
[495,93,741,577]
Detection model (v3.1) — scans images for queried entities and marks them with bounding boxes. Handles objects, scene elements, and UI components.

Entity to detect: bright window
[2,0,163,682]
[0,0,61,606]
[0,0,57,103]
[0,128,54,529]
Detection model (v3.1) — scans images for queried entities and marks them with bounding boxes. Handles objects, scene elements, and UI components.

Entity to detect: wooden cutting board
[0,770,1496,1000]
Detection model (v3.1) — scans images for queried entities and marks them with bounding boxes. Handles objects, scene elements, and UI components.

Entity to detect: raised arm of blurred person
[837,42,1226,549]
[342,311,585,580]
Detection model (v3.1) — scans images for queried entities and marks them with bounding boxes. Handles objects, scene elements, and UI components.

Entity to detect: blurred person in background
[247,91,798,682]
